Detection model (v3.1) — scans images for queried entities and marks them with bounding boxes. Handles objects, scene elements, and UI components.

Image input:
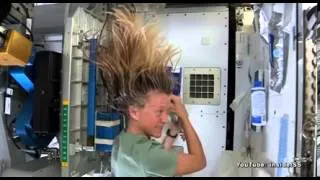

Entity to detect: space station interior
[0,3,319,177]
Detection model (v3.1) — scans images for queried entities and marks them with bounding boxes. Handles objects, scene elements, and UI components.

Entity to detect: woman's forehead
[145,91,170,107]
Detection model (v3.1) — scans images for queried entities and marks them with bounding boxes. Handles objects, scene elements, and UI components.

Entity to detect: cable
[97,3,109,44]
[130,3,136,13]
[3,69,41,159]
[7,13,33,41]
[98,3,111,89]
[2,68,21,151]
[6,117,42,159]
[4,116,21,150]
[19,3,30,18]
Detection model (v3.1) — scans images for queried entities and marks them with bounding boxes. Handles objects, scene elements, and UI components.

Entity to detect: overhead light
[302,3,317,10]
[34,3,57,6]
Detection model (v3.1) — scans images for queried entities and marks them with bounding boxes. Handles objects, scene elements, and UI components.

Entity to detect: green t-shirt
[111,131,178,177]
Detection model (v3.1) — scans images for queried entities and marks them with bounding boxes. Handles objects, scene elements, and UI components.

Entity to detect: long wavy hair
[96,5,179,115]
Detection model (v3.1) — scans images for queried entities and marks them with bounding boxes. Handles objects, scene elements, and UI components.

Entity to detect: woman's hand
[169,95,189,121]
[167,117,179,135]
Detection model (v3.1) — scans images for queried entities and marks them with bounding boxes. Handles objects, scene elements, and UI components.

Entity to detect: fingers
[169,95,179,113]
[169,95,176,104]
[169,95,177,107]
[169,94,188,121]
[169,94,181,104]
[168,103,175,113]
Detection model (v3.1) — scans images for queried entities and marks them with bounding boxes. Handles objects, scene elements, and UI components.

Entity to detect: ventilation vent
[189,74,215,98]
[183,67,221,105]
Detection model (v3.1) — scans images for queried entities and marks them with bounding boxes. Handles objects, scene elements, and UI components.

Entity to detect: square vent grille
[183,67,221,105]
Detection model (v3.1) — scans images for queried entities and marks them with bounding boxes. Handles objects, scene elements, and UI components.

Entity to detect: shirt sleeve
[138,140,178,177]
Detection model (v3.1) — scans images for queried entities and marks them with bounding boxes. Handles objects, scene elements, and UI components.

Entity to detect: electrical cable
[4,116,21,150]
[19,3,30,18]
[3,69,21,151]
[98,3,111,89]
[3,72,40,159]
[7,13,33,41]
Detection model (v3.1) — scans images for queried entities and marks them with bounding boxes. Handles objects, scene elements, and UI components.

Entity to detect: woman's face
[129,90,171,138]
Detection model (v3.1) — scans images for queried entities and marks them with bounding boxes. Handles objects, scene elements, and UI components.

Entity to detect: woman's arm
[162,122,179,150]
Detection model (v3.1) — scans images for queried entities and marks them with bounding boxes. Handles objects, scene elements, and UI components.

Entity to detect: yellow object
[243,10,254,32]
[61,162,69,167]
[0,30,32,66]
[63,100,69,105]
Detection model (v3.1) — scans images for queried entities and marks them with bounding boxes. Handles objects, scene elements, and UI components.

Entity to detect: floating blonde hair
[97,6,179,114]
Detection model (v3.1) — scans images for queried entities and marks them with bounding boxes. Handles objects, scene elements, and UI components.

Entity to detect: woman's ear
[128,105,141,121]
